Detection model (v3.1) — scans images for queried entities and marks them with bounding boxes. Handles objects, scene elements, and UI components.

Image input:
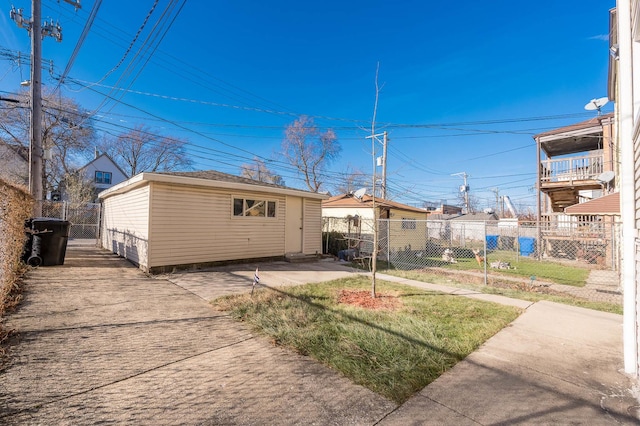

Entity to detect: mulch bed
[337,289,402,310]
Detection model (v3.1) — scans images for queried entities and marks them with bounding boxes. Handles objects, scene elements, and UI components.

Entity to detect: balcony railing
[540,150,604,184]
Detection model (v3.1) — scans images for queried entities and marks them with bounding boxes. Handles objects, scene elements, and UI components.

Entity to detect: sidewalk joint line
[0,334,257,419]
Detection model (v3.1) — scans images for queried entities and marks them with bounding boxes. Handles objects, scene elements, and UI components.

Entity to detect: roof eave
[99,172,329,200]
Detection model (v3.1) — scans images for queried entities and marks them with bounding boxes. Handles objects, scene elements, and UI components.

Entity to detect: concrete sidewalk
[1,241,639,424]
[381,301,640,425]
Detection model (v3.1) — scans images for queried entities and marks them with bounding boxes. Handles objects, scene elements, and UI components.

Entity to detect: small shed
[322,193,429,254]
[99,170,327,273]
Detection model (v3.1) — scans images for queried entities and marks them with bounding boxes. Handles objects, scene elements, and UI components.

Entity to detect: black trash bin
[23,218,71,266]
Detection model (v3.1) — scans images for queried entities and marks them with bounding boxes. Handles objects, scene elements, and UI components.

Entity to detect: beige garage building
[99,170,326,273]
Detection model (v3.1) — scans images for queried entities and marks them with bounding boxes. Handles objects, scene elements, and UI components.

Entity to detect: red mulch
[337,289,402,310]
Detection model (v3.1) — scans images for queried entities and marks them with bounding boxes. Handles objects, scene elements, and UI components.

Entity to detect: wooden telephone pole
[10,0,80,216]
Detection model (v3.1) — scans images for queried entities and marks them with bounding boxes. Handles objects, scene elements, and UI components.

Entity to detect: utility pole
[373,131,389,199]
[381,131,388,199]
[10,0,79,216]
[368,63,381,299]
[29,0,43,216]
[491,187,500,216]
[452,172,470,213]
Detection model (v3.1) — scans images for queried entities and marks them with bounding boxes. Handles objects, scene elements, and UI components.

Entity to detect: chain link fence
[324,216,621,288]
[322,216,375,260]
[39,201,101,240]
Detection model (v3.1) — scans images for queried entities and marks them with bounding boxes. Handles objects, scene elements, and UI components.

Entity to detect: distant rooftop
[158,170,292,191]
[322,193,428,214]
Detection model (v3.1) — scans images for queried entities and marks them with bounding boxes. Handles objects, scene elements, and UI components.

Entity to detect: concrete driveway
[0,243,395,425]
[156,258,358,301]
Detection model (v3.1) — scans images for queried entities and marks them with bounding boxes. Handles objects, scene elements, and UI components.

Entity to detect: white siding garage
[101,184,150,268]
[99,171,326,273]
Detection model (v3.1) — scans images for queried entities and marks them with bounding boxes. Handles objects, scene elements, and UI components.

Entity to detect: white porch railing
[541,150,604,183]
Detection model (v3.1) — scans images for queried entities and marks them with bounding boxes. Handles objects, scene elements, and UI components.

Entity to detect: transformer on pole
[10,0,80,216]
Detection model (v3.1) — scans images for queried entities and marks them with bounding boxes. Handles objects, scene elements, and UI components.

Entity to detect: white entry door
[285,196,303,253]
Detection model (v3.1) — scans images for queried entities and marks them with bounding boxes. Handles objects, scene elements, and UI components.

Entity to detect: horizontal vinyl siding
[148,184,286,267]
[303,199,322,254]
[386,220,428,252]
[386,210,429,251]
[101,185,150,268]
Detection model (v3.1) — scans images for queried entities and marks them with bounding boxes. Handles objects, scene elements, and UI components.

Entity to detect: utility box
[23,218,71,266]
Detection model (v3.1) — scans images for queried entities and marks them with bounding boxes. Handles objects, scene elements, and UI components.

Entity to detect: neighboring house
[423,203,463,215]
[534,112,616,216]
[75,152,128,200]
[609,0,640,381]
[425,211,524,251]
[99,170,327,273]
[0,141,28,186]
[533,111,621,268]
[321,193,429,254]
[446,211,501,244]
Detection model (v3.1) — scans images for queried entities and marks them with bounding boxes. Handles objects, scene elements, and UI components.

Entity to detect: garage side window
[233,198,276,218]
[401,218,416,230]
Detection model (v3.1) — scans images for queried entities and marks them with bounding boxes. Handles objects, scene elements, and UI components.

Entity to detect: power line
[2,89,541,204]
[59,74,603,132]
[56,0,103,87]
[38,92,544,196]
[0,85,552,193]
[90,0,159,87]
[40,1,298,114]
[0,44,605,135]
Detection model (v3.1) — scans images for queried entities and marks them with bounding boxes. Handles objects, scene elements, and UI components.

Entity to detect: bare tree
[456,190,480,214]
[332,165,369,195]
[281,116,340,192]
[61,171,96,206]
[0,141,29,185]
[240,157,285,186]
[101,125,192,176]
[0,89,95,197]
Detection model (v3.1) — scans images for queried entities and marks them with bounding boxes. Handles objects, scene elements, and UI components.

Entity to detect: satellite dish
[584,97,609,114]
[353,188,366,200]
[596,171,615,184]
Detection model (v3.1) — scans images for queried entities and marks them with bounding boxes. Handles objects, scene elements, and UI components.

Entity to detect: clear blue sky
[0,0,615,212]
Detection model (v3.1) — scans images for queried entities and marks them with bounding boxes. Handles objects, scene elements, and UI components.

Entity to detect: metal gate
[41,201,101,239]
